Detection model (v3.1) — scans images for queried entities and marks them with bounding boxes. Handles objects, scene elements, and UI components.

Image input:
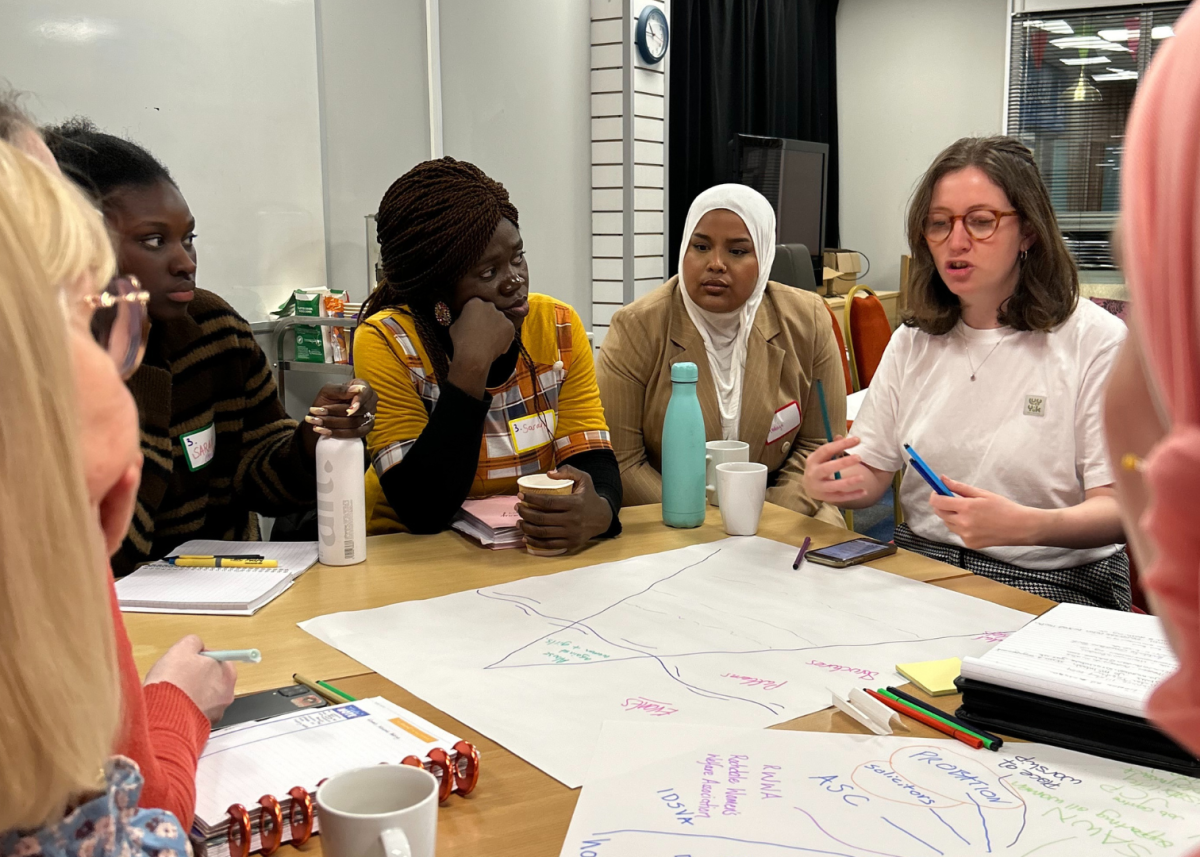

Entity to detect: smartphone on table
[213,684,328,730]
[806,536,897,568]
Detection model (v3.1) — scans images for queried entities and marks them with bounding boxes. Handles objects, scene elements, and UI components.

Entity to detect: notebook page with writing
[960,603,1177,717]
[165,539,319,579]
[193,697,461,830]
[115,567,292,615]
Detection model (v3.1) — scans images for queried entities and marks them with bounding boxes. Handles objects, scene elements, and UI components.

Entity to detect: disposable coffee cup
[517,474,575,556]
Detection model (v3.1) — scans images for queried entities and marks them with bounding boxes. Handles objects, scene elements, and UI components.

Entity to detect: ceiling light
[1050,36,1131,52]
[1024,19,1074,35]
[1061,56,1110,65]
[1099,25,1177,41]
[1092,69,1139,82]
[34,17,117,42]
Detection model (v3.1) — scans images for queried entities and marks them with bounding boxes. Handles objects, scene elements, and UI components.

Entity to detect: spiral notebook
[193,697,480,857]
[115,540,319,615]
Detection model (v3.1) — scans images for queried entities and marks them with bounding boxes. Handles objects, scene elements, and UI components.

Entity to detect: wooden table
[124,503,972,691]
[124,503,1054,857]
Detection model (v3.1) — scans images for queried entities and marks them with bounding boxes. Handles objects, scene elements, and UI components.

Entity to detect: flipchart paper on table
[561,722,1200,856]
[299,536,1033,787]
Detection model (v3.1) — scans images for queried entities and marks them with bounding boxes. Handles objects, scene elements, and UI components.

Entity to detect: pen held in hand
[200,649,262,664]
[815,379,841,481]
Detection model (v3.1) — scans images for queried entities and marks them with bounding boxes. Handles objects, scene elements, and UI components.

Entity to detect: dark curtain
[668,0,840,270]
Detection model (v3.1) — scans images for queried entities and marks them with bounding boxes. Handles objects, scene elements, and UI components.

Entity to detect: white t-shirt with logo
[853,299,1126,570]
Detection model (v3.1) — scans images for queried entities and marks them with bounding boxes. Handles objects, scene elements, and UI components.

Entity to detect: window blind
[1007,3,1185,269]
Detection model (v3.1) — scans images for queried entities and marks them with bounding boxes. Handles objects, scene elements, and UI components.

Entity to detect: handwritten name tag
[766,400,801,445]
[508,409,557,454]
[181,423,216,471]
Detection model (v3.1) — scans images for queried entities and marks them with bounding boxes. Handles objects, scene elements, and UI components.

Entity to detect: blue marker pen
[904,443,954,497]
[816,379,841,481]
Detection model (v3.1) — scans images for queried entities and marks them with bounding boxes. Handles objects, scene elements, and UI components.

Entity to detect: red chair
[823,301,854,397]
[842,285,903,526]
[843,284,893,391]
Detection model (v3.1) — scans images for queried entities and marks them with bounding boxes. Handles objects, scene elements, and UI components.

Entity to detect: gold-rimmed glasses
[84,275,150,379]
[923,209,1019,243]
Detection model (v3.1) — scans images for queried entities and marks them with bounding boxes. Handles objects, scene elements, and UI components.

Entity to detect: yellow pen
[165,556,279,568]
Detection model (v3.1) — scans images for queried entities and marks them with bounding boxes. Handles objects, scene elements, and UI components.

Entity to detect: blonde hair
[0,140,120,830]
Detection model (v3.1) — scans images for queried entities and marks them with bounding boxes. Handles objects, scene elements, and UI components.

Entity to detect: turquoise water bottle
[661,361,706,528]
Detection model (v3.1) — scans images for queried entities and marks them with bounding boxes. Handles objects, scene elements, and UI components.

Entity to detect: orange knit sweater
[108,581,211,829]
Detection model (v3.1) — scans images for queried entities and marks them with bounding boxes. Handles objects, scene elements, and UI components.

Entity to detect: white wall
[315,0,431,302]
[837,0,1007,294]
[439,0,594,327]
[2,0,329,321]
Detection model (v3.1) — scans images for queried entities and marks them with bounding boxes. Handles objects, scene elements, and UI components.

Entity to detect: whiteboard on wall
[0,0,327,321]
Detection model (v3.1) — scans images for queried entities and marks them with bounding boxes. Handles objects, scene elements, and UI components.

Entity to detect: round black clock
[635,6,669,65]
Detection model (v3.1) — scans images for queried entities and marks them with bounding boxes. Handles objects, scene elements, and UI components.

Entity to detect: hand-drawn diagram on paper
[300,537,1032,786]
[563,723,1200,857]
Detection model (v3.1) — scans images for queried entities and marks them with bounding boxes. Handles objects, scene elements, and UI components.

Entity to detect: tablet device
[806,536,898,568]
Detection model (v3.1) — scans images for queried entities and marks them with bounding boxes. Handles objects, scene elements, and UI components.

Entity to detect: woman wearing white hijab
[597,184,847,526]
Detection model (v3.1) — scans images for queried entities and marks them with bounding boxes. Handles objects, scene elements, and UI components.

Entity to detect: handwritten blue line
[492,590,541,604]
[591,829,858,855]
[967,794,992,853]
[928,809,969,845]
[883,817,943,855]
[1002,776,1027,848]
[620,638,657,649]
[792,807,907,857]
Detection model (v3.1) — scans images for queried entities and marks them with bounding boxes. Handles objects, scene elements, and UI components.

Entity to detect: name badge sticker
[767,401,801,445]
[508,410,557,454]
[181,423,216,471]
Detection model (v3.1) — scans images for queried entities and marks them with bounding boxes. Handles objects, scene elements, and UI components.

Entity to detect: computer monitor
[735,135,829,258]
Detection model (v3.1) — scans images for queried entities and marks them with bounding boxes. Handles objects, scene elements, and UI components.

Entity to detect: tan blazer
[596,278,847,527]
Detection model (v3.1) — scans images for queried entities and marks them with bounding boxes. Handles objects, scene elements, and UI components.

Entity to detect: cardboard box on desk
[823,250,862,295]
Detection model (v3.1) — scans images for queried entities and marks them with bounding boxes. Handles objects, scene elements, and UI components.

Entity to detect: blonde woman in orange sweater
[0,128,234,830]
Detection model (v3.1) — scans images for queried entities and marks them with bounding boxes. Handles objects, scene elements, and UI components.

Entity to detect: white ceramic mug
[316,764,439,857]
[704,440,750,506]
[716,462,769,535]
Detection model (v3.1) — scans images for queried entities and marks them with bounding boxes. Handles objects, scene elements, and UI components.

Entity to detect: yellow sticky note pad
[895,657,961,697]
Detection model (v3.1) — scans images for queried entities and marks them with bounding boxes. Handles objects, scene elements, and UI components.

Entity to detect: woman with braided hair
[356,157,622,547]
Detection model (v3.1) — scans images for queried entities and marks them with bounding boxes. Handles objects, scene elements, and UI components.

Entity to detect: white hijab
[677,184,777,440]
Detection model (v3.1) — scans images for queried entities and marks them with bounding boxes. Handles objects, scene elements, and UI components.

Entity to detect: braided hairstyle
[362,157,520,385]
[41,117,175,208]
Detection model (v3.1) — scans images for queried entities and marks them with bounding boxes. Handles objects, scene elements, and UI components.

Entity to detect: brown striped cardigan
[112,289,315,577]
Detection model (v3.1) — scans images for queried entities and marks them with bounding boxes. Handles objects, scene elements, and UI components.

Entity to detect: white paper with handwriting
[300,537,1032,786]
[562,722,1200,856]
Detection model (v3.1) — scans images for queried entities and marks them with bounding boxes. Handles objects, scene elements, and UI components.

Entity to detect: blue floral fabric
[1,757,191,857]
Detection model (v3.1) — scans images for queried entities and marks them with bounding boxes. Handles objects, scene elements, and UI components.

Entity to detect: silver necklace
[962,329,1013,381]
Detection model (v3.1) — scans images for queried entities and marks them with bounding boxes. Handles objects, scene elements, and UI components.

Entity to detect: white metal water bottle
[316,435,367,566]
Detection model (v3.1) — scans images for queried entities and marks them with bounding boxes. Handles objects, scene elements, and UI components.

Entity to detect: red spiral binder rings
[192,698,479,857]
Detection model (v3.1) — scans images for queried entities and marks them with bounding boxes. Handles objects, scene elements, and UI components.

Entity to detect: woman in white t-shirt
[804,136,1129,609]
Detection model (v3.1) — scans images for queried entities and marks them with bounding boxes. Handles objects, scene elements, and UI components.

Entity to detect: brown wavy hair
[903,136,1077,335]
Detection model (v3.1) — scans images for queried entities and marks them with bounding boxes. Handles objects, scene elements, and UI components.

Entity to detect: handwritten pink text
[622,697,678,716]
[721,673,788,691]
[805,660,879,681]
[973,631,1012,643]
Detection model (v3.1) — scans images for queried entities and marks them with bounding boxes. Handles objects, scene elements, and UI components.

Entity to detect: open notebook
[194,697,477,857]
[960,602,1178,718]
[115,540,318,615]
